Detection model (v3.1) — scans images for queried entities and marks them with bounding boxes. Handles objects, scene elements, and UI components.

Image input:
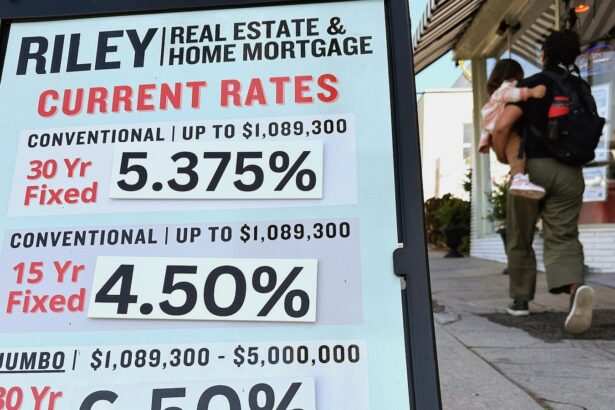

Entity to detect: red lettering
[63,188,80,204]
[186,81,207,108]
[269,76,290,104]
[24,185,40,206]
[49,295,66,312]
[160,82,182,110]
[32,386,62,410]
[5,289,86,313]
[63,88,84,116]
[30,294,49,313]
[221,80,241,107]
[294,75,313,103]
[31,386,50,410]
[87,87,108,114]
[317,74,339,103]
[35,77,337,117]
[6,291,23,313]
[245,78,267,106]
[137,84,156,111]
[38,90,59,118]
[23,182,98,206]
[112,85,133,112]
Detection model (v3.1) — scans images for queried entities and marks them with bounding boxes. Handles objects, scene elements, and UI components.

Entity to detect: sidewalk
[429,251,615,410]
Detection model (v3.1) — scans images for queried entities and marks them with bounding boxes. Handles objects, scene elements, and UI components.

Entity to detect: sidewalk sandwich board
[0,0,441,408]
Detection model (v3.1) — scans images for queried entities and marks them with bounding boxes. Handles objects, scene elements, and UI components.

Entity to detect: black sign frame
[0,0,441,408]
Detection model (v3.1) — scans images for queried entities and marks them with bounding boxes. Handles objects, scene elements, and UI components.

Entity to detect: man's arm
[492,104,523,164]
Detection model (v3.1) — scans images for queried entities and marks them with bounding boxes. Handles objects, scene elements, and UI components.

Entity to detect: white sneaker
[565,285,595,334]
[509,174,546,199]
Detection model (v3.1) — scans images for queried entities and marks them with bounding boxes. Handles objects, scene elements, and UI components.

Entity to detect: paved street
[430,251,615,410]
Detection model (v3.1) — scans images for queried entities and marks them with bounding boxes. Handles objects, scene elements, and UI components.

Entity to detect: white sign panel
[109,141,324,199]
[88,256,318,322]
[0,1,410,408]
[583,166,608,202]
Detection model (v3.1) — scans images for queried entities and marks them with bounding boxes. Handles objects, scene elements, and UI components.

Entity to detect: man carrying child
[491,30,596,334]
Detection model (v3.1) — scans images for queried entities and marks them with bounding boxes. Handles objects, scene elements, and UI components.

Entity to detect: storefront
[415,0,615,273]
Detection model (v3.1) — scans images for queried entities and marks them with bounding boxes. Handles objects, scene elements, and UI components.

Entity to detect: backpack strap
[542,69,582,109]
[542,70,567,92]
[571,64,582,77]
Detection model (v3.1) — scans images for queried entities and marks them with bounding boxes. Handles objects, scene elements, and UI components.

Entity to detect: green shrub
[424,195,447,246]
[486,179,508,231]
[425,194,471,250]
[435,196,471,229]
[463,169,472,197]
[459,233,471,253]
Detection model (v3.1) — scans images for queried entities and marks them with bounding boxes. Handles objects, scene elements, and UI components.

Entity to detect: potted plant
[424,195,446,248]
[435,195,471,258]
[460,169,472,254]
[486,178,508,246]
[486,178,508,274]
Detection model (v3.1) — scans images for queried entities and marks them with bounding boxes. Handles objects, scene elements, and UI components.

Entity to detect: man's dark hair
[486,59,524,96]
[542,30,582,66]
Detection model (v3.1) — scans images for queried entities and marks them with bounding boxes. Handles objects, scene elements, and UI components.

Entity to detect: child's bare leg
[505,134,525,176]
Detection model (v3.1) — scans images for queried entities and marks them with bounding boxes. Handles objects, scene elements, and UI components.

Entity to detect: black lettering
[95,30,123,70]
[127,28,158,67]
[170,27,184,44]
[243,43,262,61]
[80,391,118,410]
[16,36,48,75]
[20,352,36,370]
[50,35,65,73]
[10,233,21,248]
[168,48,183,65]
[67,34,92,72]
[186,25,199,43]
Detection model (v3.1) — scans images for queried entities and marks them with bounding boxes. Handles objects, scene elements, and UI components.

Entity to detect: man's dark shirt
[513,66,587,159]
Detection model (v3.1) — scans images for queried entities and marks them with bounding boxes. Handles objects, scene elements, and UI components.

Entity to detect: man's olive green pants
[506,158,585,300]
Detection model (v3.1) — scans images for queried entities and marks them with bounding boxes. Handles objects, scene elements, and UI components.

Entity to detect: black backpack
[537,68,606,165]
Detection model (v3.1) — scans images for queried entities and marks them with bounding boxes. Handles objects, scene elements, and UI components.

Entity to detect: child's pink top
[479,80,528,152]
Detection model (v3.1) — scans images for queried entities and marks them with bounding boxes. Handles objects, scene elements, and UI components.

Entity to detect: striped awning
[575,0,615,44]
[511,1,615,66]
[413,0,486,73]
[510,4,557,65]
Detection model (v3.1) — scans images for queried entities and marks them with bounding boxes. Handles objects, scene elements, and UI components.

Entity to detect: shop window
[577,28,615,223]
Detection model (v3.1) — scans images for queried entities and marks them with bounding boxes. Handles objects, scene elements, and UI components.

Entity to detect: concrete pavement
[430,251,615,410]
